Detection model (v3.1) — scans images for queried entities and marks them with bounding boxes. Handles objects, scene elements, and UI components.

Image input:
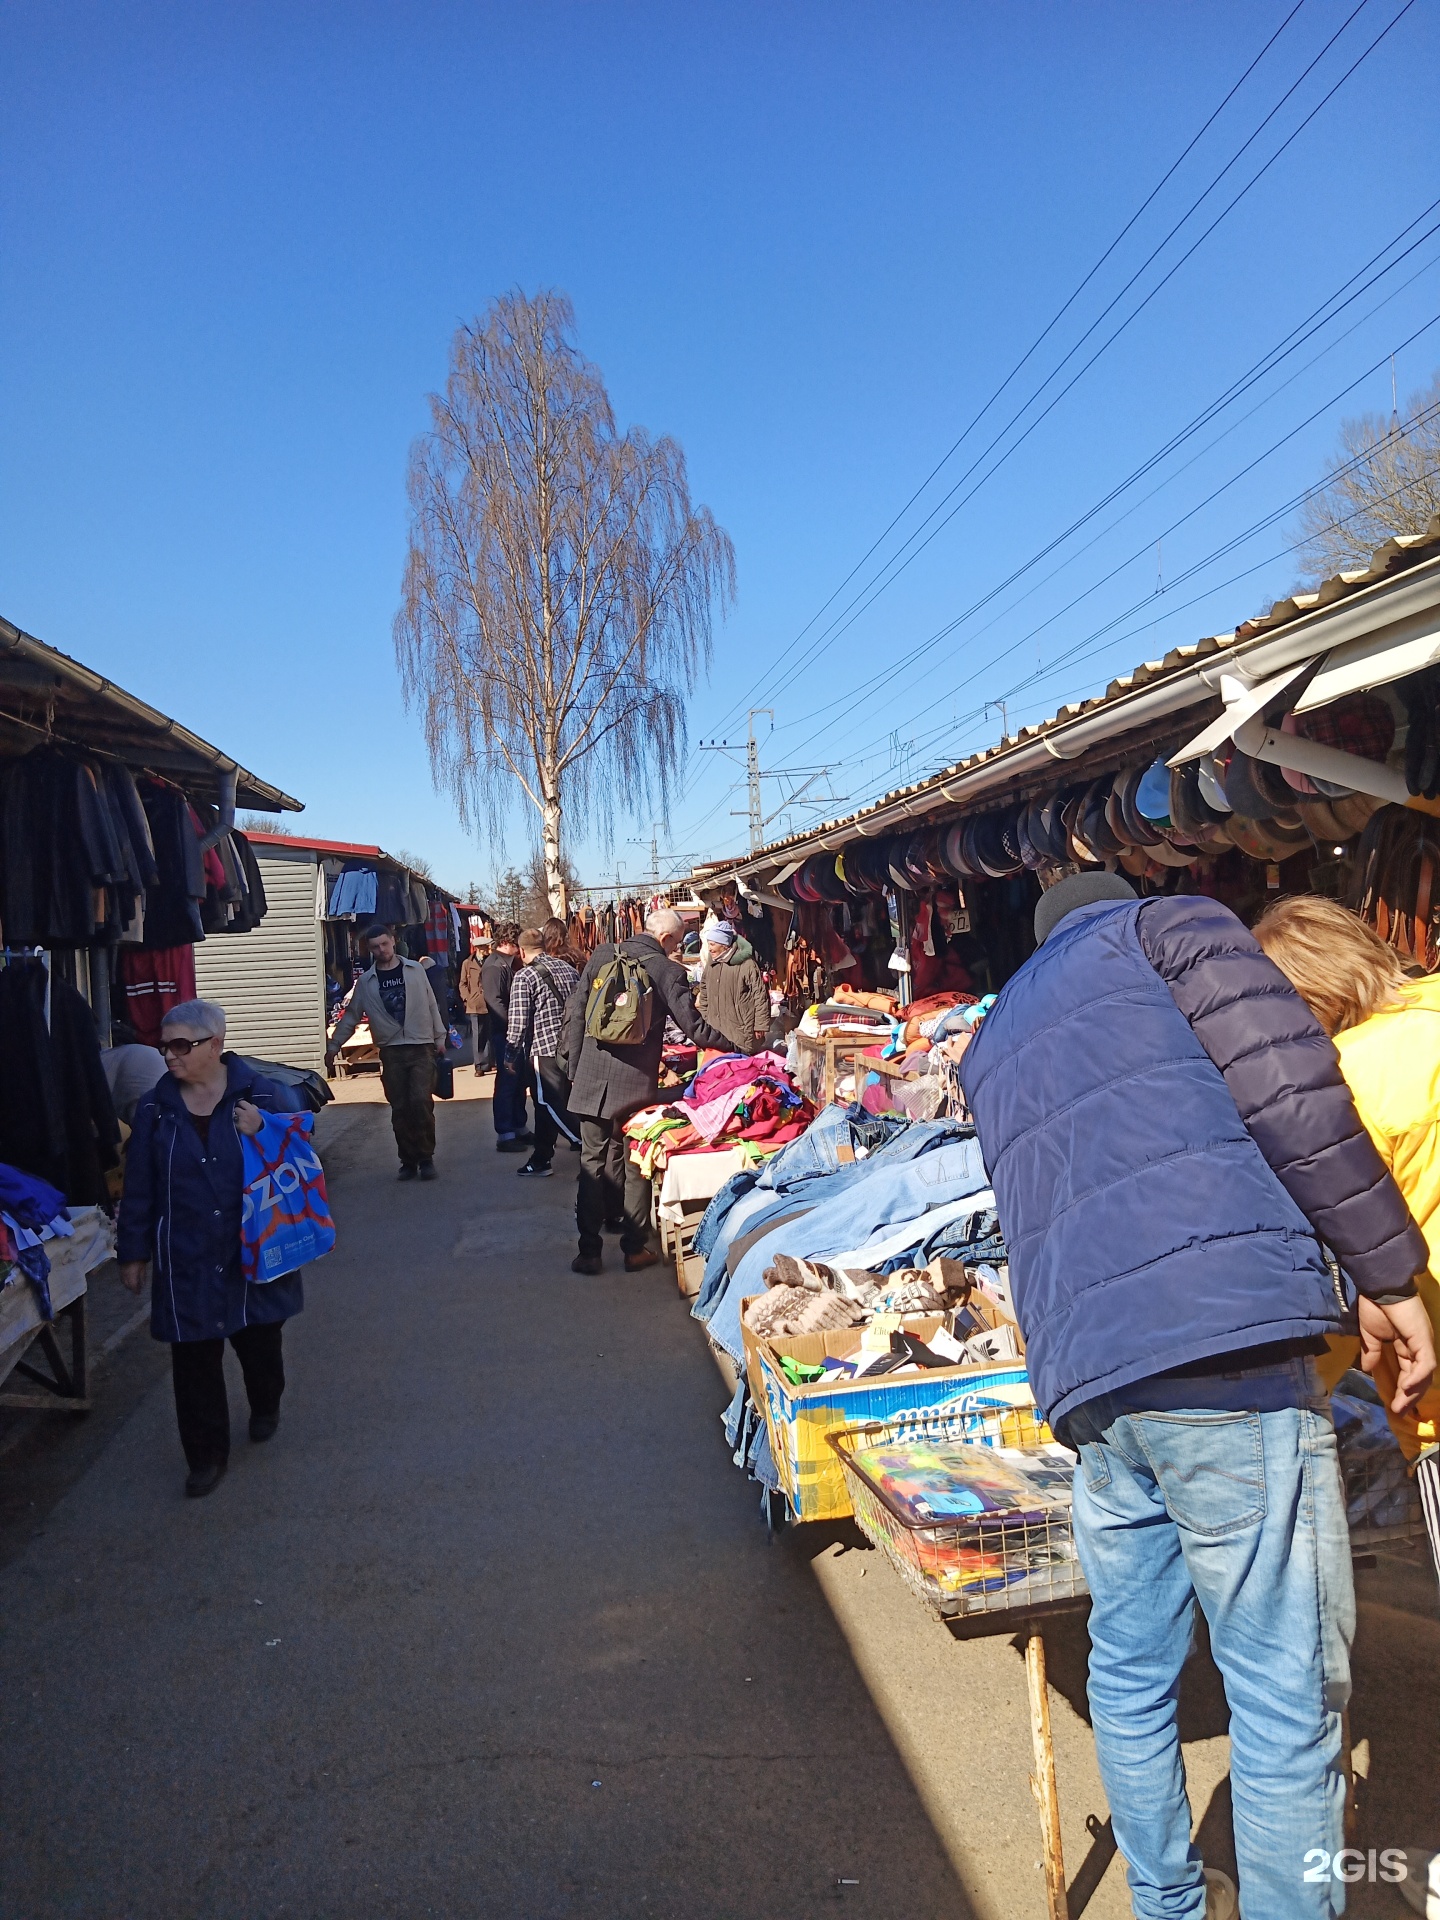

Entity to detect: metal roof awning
[0,617,304,814]
[693,519,1440,889]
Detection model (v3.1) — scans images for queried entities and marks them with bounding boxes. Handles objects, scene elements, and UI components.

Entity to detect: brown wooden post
[1026,1630,1069,1920]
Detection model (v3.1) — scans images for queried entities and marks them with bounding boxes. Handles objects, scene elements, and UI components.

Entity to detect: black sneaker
[185,1460,228,1498]
[249,1410,279,1443]
[571,1253,603,1275]
[398,1163,418,1181]
[517,1161,552,1178]
[419,1160,437,1181]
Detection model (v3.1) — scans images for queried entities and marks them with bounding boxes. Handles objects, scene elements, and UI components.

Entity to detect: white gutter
[728,553,1440,882]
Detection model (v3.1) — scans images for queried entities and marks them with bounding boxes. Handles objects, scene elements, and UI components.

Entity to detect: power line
[672,214,1440,856]
[706,0,1403,736]
[747,0,1417,707]
[831,393,1440,814]
[752,244,1440,766]
[702,0,1315,740]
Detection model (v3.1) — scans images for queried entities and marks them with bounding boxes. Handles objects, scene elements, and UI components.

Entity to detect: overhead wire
[671,211,1440,851]
[701,0,1314,738]
[832,386,1440,812]
[747,0,1417,709]
[706,0,1405,736]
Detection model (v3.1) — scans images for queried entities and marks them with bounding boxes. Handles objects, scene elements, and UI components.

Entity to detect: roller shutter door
[194,846,326,1072]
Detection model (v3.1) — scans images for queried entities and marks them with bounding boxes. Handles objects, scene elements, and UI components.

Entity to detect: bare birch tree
[1294,370,1440,582]
[395,289,736,916]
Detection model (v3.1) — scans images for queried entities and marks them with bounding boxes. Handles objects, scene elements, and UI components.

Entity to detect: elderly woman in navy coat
[118,998,304,1498]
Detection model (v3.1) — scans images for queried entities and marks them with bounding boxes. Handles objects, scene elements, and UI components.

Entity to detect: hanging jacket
[0,962,120,1205]
[117,1055,303,1343]
[959,896,1426,1432]
[696,938,770,1053]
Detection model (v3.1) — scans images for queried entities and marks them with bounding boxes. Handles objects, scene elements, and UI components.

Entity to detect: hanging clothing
[0,961,120,1205]
[119,945,198,1047]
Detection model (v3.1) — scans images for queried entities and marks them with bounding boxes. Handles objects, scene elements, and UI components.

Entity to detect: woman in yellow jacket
[1254,893,1440,1463]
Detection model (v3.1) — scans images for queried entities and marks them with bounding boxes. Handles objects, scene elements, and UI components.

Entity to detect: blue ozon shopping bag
[240,1111,336,1284]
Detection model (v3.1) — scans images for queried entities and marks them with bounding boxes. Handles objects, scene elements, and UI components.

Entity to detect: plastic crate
[831,1414,1087,1622]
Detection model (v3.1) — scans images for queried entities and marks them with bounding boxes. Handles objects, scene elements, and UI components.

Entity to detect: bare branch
[395,290,735,914]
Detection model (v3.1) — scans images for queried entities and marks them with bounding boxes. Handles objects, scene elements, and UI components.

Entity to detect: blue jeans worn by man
[1068,1359,1351,1920]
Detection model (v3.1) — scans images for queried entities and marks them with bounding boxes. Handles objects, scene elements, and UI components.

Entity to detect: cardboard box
[741,1301,1046,1523]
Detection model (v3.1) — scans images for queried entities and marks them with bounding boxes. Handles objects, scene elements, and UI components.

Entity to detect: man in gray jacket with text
[327,924,449,1180]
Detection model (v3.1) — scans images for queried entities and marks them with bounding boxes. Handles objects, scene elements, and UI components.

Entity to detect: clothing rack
[1,947,51,1029]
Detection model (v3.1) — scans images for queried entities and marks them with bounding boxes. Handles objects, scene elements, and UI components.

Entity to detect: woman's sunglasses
[158,1035,214,1058]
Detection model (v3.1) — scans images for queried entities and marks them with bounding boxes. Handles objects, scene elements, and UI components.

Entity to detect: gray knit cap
[1033,871,1138,946]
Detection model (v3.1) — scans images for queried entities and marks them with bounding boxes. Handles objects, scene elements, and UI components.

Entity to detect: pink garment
[684,1050,788,1111]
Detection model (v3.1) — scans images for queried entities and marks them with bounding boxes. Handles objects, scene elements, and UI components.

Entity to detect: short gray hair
[645,908,683,941]
[160,998,227,1040]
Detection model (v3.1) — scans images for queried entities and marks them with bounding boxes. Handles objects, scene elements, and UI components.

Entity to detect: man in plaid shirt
[506,928,580,1177]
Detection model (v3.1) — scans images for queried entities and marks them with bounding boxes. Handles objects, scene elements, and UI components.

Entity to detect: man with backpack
[506,927,580,1179]
[564,907,729,1274]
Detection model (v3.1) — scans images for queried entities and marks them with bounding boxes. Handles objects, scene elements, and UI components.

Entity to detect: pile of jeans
[691,1104,1005,1494]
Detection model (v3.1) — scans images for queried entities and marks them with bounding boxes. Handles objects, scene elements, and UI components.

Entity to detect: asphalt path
[0,1093,1434,1919]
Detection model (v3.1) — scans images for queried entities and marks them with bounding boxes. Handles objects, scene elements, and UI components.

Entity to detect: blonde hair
[1252,895,1409,1036]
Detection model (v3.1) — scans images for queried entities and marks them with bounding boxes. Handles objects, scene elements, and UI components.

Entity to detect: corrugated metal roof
[0,616,304,813]
[696,511,1440,880]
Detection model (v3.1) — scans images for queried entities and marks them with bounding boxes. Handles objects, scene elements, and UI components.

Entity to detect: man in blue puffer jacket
[960,872,1435,1920]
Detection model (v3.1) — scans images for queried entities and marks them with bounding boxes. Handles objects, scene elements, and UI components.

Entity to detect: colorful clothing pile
[0,1162,74,1322]
[622,1051,814,1178]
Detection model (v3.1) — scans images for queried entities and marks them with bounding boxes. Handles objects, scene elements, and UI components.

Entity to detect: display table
[654,1148,745,1292]
[0,1207,115,1414]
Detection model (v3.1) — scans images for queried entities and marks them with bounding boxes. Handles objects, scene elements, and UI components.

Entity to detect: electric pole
[699,708,847,855]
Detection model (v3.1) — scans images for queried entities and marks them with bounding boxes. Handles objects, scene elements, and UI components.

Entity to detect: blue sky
[3,1,1437,898]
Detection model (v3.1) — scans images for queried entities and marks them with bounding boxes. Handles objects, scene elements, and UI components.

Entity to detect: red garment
[118,944,197,1046]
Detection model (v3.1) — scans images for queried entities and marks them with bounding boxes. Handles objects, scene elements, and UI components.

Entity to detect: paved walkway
[0,1092,1435,1918]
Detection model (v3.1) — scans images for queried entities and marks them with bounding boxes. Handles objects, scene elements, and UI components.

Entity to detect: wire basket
[829,1411,1088,1623]
[1333,1388,1429,1552]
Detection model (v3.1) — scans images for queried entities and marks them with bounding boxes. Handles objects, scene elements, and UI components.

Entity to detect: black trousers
[576,1116,651,1257]
[530,1054,579,1170]
[379,1043,436,1166]
[170,1321,286,1470]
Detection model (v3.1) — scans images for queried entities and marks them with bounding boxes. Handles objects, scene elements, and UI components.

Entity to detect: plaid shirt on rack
[507,956,580,1059]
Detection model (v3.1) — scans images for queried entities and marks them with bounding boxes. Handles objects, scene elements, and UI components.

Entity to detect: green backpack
[583,947,656,1047]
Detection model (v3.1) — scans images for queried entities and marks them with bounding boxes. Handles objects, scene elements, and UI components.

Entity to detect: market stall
[0,613,301,1420]
[648,516,1440,1915]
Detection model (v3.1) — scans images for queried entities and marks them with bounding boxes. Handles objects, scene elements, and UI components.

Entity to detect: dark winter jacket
[117,1055,304,1344]
[697,938,770,1053]
[565,935,729,1121]
[0,962,120,1205]
[959,895,1426,1432]
[481,951,516,1020]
